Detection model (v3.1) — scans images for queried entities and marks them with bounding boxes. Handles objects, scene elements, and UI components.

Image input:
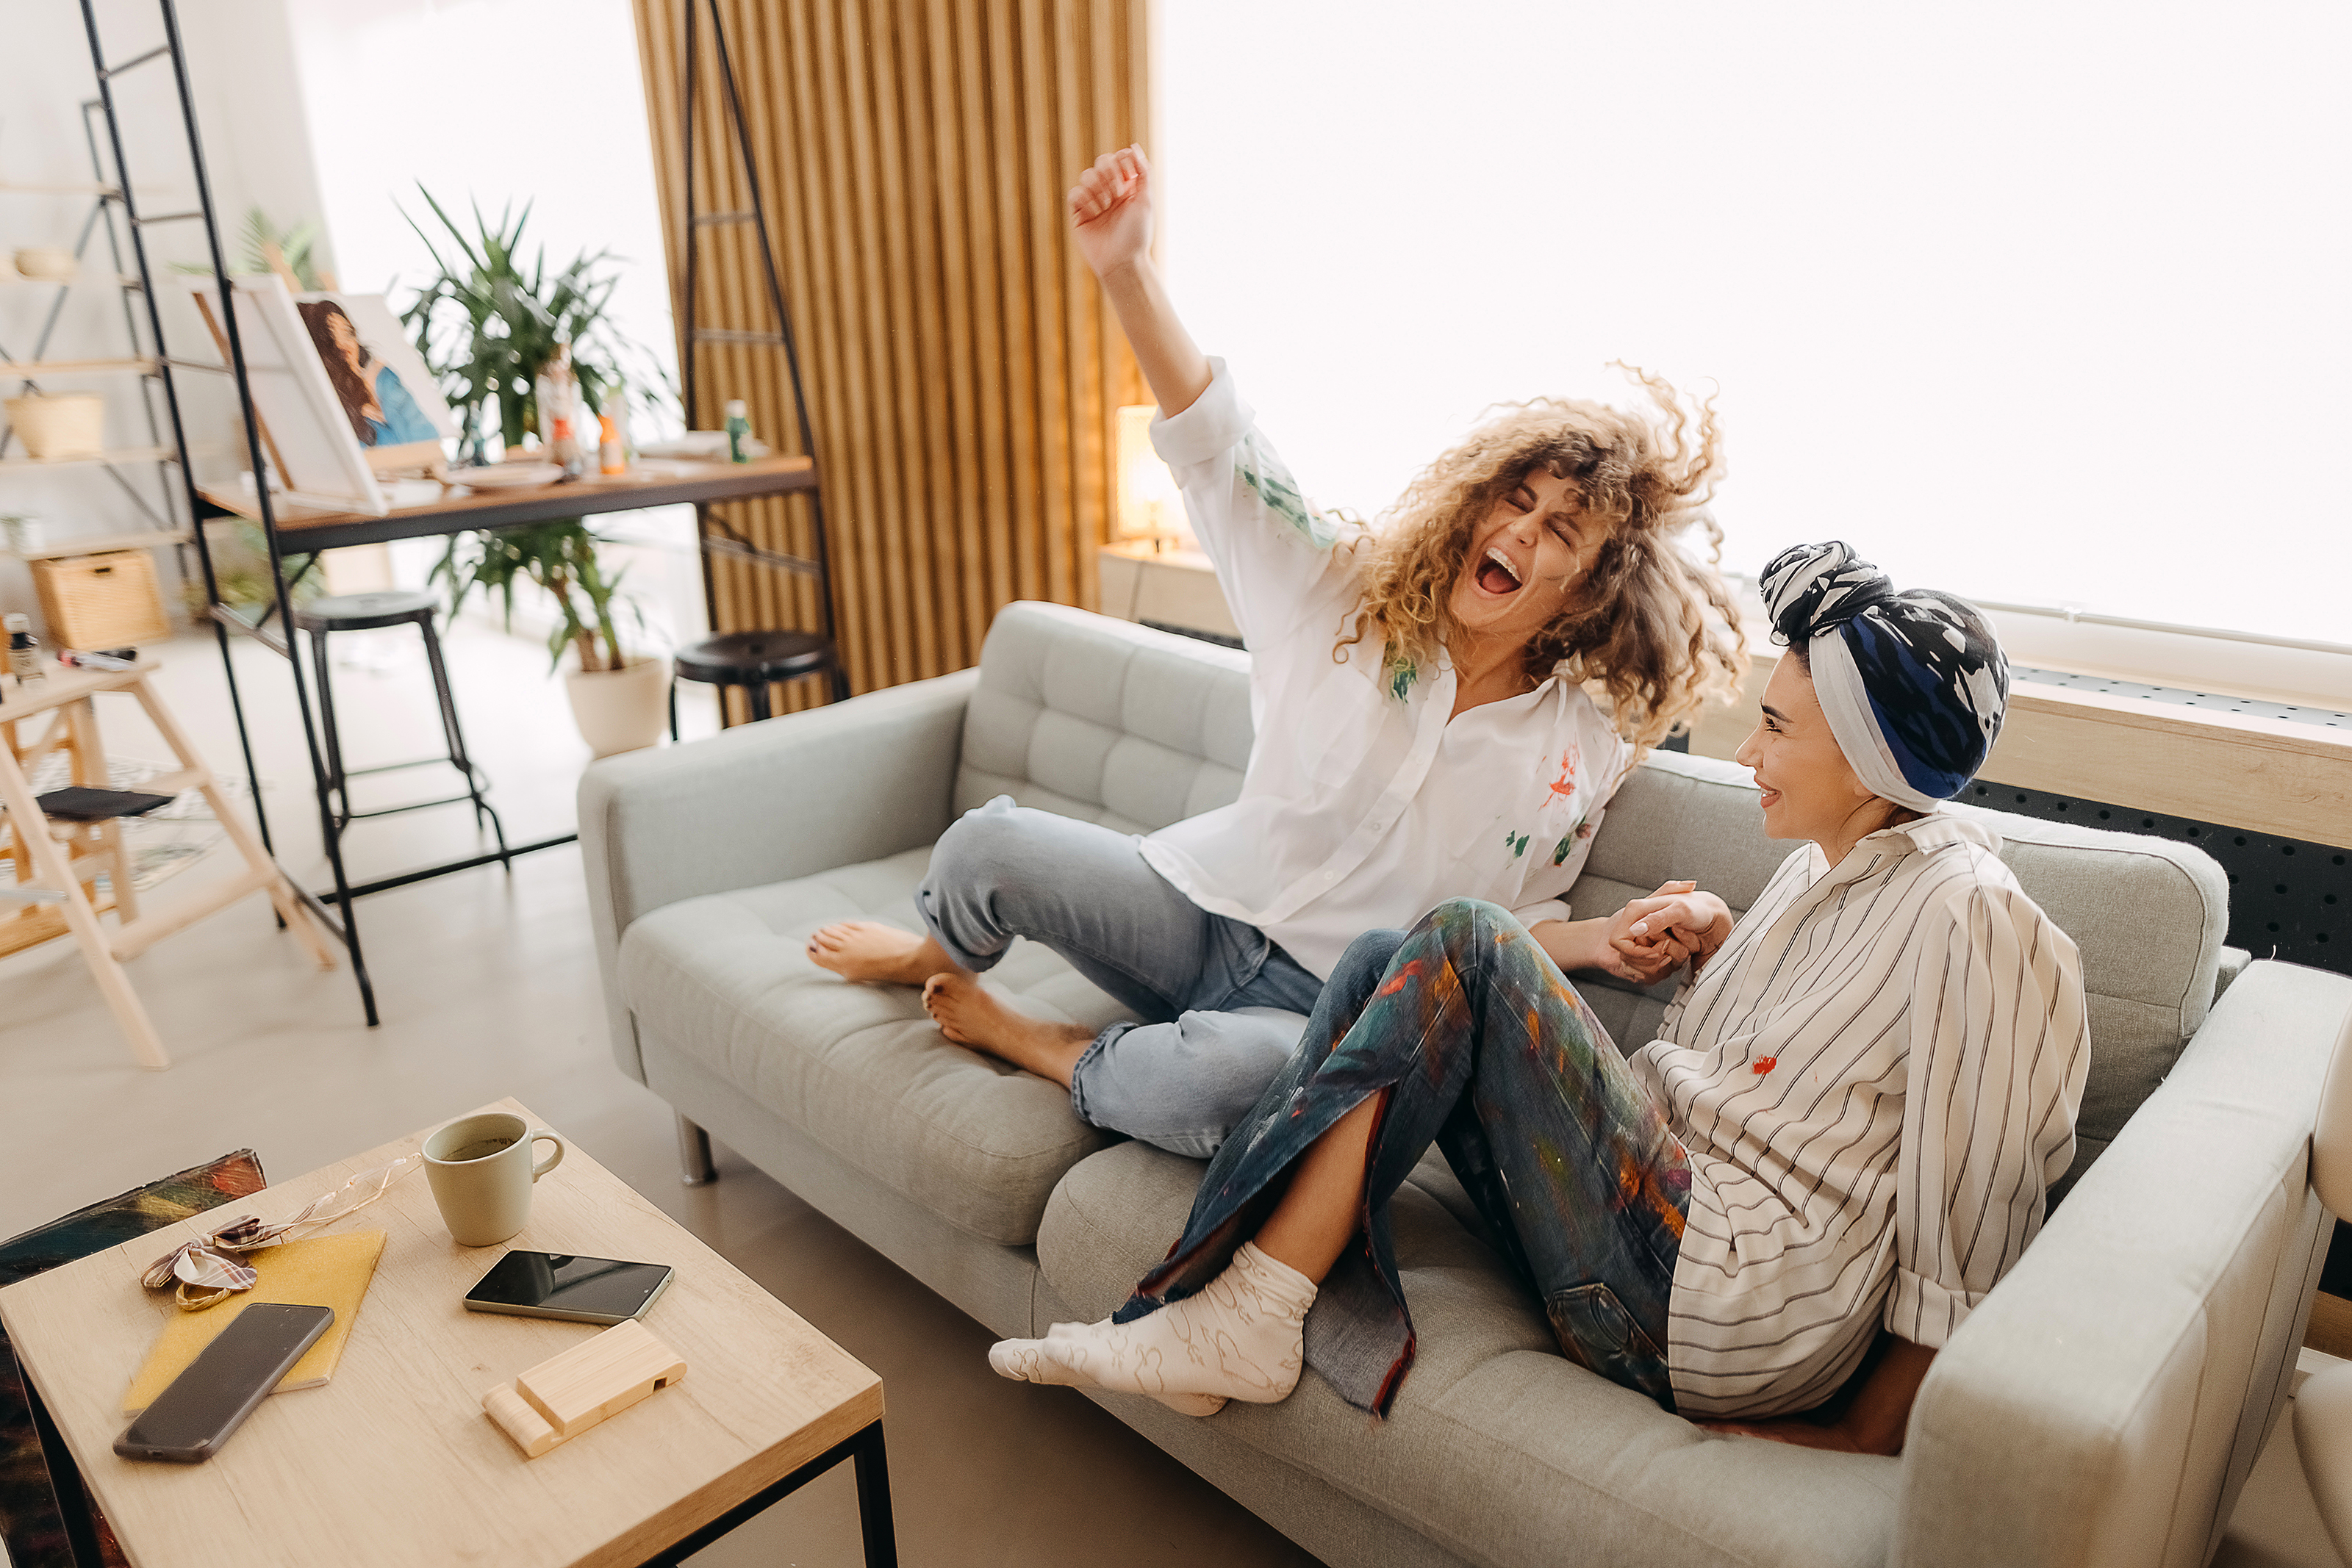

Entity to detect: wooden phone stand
[481,1319,686,1459]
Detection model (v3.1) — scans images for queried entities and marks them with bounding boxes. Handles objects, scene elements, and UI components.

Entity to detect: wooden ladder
[0,660,336,1068]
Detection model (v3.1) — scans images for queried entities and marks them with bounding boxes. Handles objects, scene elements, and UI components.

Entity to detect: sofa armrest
[1895,959,2352,1567]
[578,666,979,1079]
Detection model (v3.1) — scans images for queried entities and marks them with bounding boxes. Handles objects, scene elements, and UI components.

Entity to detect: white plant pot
[564,655,670,758]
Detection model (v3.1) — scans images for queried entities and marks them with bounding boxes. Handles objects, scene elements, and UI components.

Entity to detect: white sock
[987,1242,1316,1411]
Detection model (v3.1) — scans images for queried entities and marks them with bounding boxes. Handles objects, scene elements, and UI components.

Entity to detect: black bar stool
[295,589,509,866]
[670,629,848,736]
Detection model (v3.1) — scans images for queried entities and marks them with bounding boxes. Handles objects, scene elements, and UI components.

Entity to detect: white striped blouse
[1629,811,2090,1419]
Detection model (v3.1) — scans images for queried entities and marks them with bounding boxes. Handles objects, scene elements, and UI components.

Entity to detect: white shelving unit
[1,118,187,575]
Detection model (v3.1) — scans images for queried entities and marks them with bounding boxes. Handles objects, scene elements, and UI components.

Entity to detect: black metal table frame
[202,461,822,1022]
[17,1349,899,1567]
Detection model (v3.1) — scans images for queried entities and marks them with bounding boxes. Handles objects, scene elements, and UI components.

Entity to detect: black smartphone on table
[462,1251,675,1324]
[114,1301,334,1463]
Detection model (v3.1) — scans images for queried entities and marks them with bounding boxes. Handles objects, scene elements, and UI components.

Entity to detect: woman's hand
[1066,145,1210,416]
[1069,145,1153,280]
[1615,888,1733,975]
[1530,882,1702,985]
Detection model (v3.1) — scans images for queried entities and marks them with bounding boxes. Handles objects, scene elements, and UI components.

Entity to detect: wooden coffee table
[0,1098,896,1567]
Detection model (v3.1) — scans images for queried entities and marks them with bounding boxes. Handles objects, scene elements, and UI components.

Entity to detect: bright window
[1157,2,2349,647]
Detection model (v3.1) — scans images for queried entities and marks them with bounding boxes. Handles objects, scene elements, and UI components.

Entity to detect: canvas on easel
[185,275,389,516]
[294,292,456,478]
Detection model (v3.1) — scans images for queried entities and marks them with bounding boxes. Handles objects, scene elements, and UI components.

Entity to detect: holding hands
[1599,880,1734,985]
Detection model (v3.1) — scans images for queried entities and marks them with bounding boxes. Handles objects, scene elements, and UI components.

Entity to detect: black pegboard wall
[1983,666,2351,977]
[1961,780,2349,977]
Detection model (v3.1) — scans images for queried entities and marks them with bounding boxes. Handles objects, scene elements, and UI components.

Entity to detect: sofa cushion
[1566,751,2229,1192]
[618,846,1132,1245]
[956,603,1255,832]
[1038,1142,1902,1568]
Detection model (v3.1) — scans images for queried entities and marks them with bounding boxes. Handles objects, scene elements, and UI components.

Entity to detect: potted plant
[434,520,668,758]
[401,190,674,755]
[401,190,655,465]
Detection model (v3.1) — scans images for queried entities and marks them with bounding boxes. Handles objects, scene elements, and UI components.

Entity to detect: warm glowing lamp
[1114,403,1186,552]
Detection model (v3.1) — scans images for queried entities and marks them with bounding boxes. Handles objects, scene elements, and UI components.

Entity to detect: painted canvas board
[295,292,456,474]
[187,275,387,515]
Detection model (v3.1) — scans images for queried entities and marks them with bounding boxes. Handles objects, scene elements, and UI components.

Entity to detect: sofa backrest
[957,603,1254,829]
[964,603,2232,1188]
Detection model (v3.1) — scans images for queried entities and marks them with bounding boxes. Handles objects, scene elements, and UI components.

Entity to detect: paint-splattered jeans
[1114,899,1691,1414]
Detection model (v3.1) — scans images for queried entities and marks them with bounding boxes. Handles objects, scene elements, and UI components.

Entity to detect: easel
[0,659,336,1069]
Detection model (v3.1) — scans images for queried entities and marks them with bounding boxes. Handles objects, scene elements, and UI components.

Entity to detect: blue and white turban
[1758,542,2008,813]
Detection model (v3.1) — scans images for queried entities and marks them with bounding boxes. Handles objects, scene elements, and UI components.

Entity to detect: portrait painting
[294,292,456,473]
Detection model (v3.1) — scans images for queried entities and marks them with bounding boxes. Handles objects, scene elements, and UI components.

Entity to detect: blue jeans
[916,798,1325,1156]
[1116,900,1692,1415]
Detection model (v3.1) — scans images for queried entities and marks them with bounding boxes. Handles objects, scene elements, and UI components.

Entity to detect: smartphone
[462,1251,675,1325]
[114,1301,334,1463]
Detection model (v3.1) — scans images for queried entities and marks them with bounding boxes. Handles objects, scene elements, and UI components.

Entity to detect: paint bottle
[724,400,753,464]
[6,614,46,683]
[536,342,586,478]
[598,378,631,476]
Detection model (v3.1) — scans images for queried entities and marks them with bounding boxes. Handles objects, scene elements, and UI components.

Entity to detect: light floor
[0,625,2337,1567]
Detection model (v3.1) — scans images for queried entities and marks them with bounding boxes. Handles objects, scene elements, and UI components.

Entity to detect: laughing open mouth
[1476,547,1524,594]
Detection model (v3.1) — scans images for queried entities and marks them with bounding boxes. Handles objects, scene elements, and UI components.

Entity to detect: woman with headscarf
[987,542,2090,1453]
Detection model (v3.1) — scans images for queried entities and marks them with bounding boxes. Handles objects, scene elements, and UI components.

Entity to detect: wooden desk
[193,454,828,1027]
[199,454,818,554]
[0,1097,896,1568]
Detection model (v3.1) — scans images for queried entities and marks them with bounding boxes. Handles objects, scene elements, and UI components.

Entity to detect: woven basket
[6,393,104,461]
[32,550,171,649]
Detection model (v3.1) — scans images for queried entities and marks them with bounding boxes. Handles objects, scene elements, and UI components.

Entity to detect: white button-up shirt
[1634,812,2090,1418]
[1137,361,1629,979]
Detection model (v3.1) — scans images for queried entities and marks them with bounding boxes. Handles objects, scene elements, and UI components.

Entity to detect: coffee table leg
[853,1421,899,1567]
[18,1350,105,1568]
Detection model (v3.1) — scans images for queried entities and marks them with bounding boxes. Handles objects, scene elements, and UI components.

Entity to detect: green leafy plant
[401,188,671,672]
[168,207,328,288]
[434,520,637,674]
[399,188,663,464]
[185,521,321,620]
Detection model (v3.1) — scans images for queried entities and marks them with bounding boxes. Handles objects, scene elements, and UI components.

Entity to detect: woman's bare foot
[806,921,957,985]
[922,971,1093,1086]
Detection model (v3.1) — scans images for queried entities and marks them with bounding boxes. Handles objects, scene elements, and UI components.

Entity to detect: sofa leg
[675,1113,719,1187]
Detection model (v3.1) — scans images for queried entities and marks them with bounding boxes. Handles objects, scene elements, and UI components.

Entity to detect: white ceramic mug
[423,1112,565,1247]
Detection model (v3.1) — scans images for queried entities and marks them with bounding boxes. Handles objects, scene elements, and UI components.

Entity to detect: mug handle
[528,1131,566,1182]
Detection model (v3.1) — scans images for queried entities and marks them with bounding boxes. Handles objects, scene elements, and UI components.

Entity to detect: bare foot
[922,971,1092,1086]
[806,921,957,985]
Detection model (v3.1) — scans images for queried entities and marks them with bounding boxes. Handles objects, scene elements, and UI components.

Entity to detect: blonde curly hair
[1335,365,1747,752]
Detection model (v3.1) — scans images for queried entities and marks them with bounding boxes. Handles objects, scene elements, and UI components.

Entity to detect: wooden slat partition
[633,0,1149,711]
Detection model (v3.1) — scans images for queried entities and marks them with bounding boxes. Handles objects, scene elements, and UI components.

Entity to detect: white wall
[1157,1,2351,651]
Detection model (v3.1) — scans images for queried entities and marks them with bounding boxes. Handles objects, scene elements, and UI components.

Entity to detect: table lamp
[1114,404,1187,553]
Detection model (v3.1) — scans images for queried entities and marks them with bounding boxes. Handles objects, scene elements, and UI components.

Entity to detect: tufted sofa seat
[582,602,2352,1568]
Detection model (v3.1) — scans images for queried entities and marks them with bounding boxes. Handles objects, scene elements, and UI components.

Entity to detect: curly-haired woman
[990,543,2087,1453]
[811,145,1747,1157]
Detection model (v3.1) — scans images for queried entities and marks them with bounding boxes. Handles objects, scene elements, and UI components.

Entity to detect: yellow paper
[122,1230,386,1414]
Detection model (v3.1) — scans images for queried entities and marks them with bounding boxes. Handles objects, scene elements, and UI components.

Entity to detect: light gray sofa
[582,602,2352,1568]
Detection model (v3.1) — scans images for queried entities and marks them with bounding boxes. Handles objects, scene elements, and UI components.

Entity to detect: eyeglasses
[143,1154,426,1310]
